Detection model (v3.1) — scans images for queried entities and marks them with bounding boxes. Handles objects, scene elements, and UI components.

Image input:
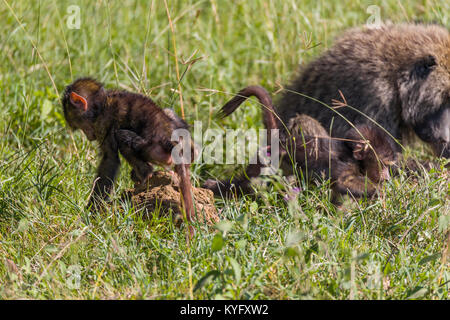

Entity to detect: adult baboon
[278,23,449,158]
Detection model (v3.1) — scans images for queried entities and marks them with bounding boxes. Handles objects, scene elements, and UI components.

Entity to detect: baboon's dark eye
[412,55,437,79]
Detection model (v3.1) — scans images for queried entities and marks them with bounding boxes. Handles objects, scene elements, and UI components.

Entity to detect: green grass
[0,0,449,299]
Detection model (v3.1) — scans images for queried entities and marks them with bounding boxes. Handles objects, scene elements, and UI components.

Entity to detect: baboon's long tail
[218,85,279,131]
[175,163,195,239]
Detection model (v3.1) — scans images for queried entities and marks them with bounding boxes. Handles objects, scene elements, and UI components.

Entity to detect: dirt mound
[123,171,219,226]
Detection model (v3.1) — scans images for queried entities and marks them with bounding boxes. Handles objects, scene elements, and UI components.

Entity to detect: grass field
[0,0,449,299]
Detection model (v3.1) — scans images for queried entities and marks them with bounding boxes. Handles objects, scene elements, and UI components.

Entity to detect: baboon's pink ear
[70,92,88,112]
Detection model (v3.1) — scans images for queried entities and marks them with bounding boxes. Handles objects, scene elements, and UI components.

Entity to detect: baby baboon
[291,116,398,199]
[288,114,398,183]
[62,78,195,232]
[206,101,398,199]
[278,23,449,159]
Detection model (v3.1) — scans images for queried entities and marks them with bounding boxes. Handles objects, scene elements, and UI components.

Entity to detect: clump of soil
[123,171,219,226]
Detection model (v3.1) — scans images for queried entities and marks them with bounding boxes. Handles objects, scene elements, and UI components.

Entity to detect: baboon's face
[366,137,397,183]
[346,125,399,183]
[62,94,97,141]
[62,106,97,141]
[363,147,397,183]
[415,107,449,158]
[398,51,450,158]
[62,78,105,141]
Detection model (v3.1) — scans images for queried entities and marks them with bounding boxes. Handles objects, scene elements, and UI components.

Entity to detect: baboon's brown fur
[278,23,449,158]
[207,23,449,198]
[62,78,195,235]
[205,110,397,199]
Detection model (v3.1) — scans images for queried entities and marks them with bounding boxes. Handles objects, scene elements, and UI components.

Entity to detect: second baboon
[204,87,398,199]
